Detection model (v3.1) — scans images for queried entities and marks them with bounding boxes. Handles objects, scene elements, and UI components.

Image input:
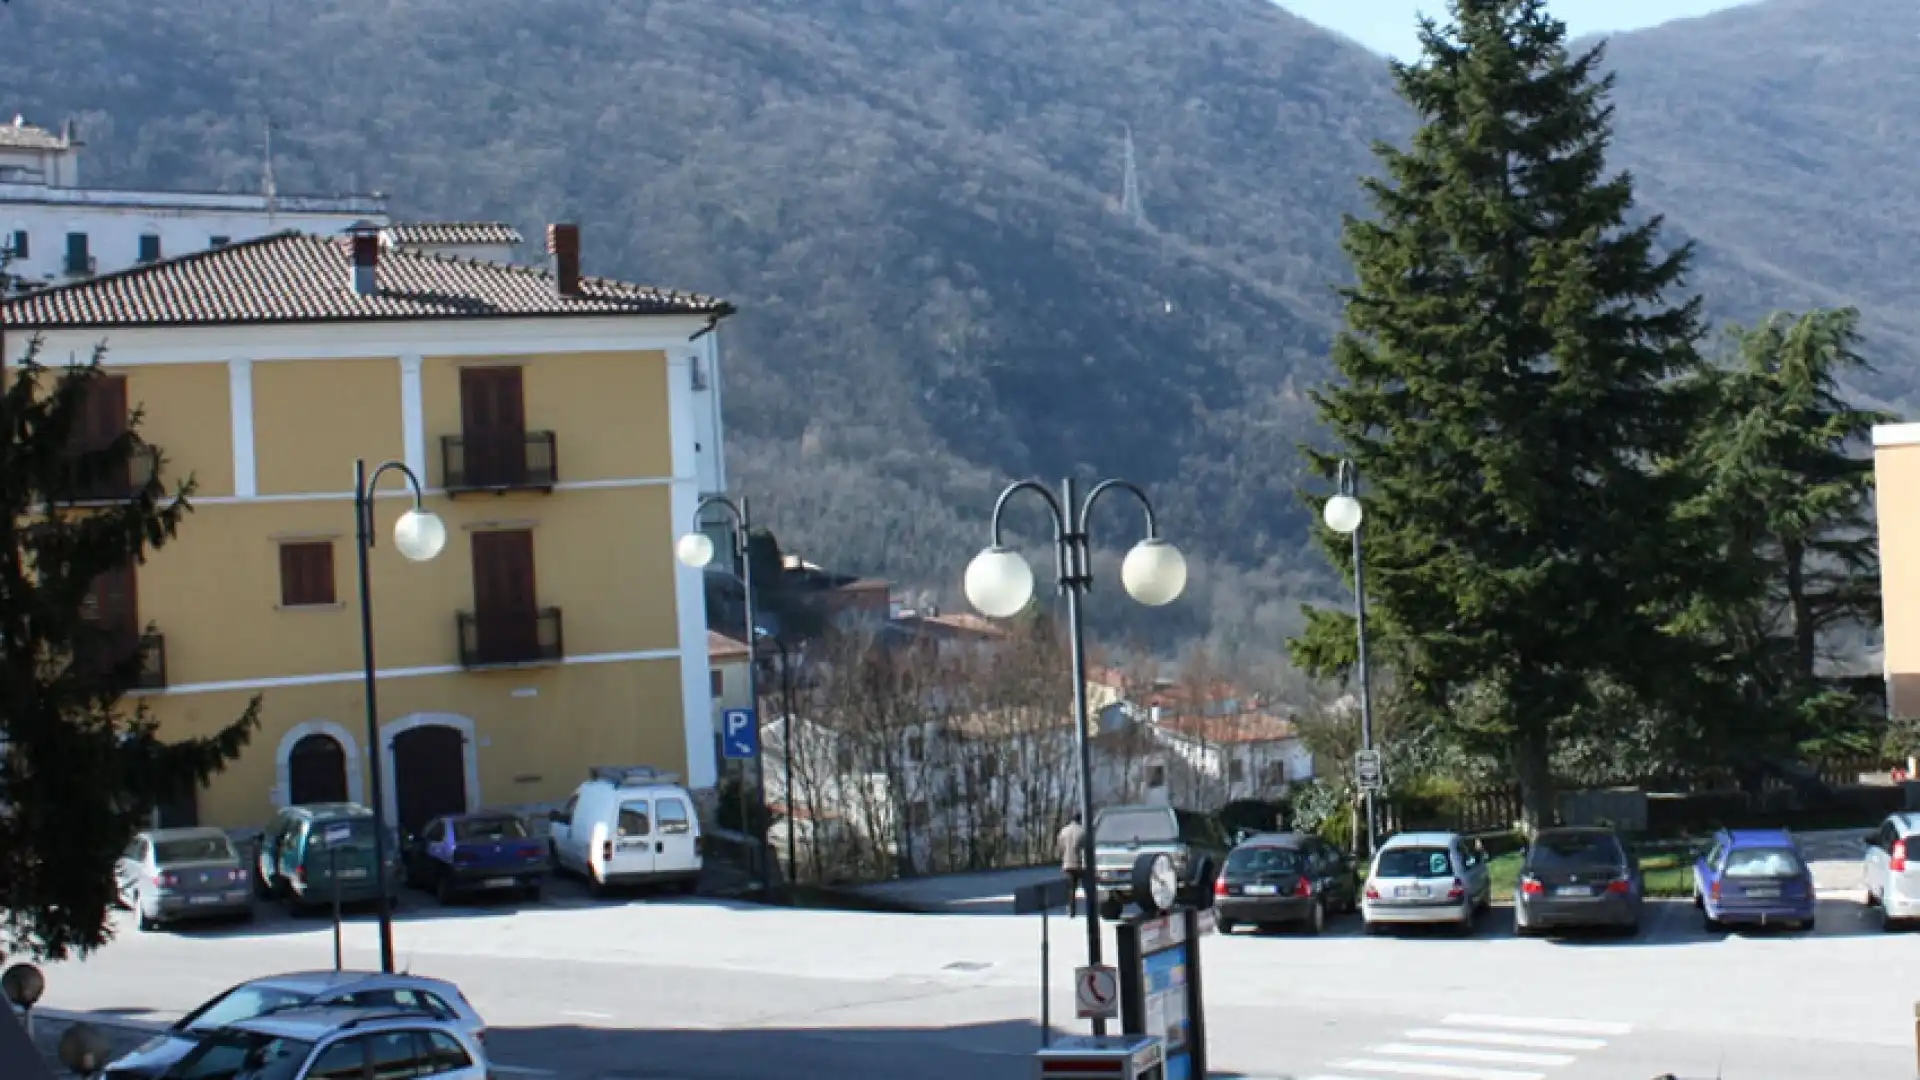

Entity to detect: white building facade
[0,115,387,290]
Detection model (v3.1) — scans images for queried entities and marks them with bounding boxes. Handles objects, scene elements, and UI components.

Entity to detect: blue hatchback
[1693,828,1816,931]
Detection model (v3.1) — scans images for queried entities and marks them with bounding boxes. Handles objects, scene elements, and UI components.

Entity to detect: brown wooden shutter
[278,542,337,606]
[459,367,528,486]
[470,529,537,662]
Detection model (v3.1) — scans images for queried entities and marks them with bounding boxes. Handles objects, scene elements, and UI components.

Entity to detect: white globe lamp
[676,531,717,569]
[1120,538,1187,607]
[964,546,1036,619]
[1323,493,1364,536]
[392,509,447,562]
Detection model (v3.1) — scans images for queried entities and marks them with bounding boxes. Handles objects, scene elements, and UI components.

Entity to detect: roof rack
[337,1007,444,1030]
[588,765,680,786]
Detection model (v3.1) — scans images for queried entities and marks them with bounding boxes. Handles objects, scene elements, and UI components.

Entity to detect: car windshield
[1377,847,1454,879]
[1528,832,1624,870]
[1225,846,1303,875]
[179,984,315,1033]
[453,816,529,842]
[163,1030,315,1080]
[1096,810,1177,844]
[155,837,236,865]
[1725,846,1804,878]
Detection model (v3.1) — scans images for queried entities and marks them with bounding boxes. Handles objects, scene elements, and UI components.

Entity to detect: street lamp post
[674,496,767,883]
[352,458,448,974]
[963,476,1187,1038]
[1322,459,1377,858]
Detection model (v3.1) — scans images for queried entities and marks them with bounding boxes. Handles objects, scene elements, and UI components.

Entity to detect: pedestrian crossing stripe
[1302,1012,1634,1080]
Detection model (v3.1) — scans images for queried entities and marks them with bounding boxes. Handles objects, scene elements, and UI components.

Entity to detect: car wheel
[435,871,457,906]
[1865,885,1879,908]
[1100,897,1124,921]
[1306,899,1326,935]
[1362,920,1382,936]
[1215,917,1236,935]
[1703,911,1722,932]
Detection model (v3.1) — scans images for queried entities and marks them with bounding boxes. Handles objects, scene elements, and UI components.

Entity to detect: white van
[547,766,703,894]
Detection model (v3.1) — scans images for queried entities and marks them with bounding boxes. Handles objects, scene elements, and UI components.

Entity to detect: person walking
[1057,812,1088,918]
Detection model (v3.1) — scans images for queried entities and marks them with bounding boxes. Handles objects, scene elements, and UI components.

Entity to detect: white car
[547,765,703,894]
[157,1006,486,1080]
[100,970,486,1080]
[1863,812,1920,930]
[1361,831,1493,935]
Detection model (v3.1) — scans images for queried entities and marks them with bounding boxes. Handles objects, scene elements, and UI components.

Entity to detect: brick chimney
[348,226,380,297]
[547,223,581,297]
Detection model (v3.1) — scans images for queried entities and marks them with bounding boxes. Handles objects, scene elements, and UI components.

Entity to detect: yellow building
[0,224,735,830]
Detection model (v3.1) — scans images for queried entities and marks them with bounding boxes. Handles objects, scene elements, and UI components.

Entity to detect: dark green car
[256,803,401,911]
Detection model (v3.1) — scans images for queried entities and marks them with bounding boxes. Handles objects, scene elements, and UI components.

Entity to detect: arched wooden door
[392,726,468,833]
[287,733,349,805]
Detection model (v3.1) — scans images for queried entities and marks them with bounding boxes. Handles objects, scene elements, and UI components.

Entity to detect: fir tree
[0,338,258,959]
[1290,0,1720,825]
[1688,308,1890,760]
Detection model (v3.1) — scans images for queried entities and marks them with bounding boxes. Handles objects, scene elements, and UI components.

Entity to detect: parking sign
[722,708,759,760]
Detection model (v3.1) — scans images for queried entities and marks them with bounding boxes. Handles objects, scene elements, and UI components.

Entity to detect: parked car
[1863,812,1920,931]
[1092,804,1232,920]
[548,765,703,894]
[1213,831,1358,934]
[1361,831,1493,935]
[404,812,548,903]
[155,1006,486,1080]
[1513,826,1642,935]
[1693,828,1815,931]
[257,804,402,913]
[116,827,253,931]
[98,970,485,1080]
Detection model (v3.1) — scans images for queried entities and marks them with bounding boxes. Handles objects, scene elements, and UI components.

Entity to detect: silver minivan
[1361,831,1493,935]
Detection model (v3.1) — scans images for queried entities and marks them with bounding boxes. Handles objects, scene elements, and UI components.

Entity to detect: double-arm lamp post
[962,477,1187,1038]
[674,496,769,883]
[352,458,449,974]
[1322,459,1377,857]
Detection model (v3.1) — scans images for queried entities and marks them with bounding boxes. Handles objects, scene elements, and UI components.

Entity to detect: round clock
[1131,852,1180,915]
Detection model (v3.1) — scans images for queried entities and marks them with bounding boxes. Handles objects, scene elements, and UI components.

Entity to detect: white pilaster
[669,348,717,790]
[228,359,257,497]
[400,353,426,482]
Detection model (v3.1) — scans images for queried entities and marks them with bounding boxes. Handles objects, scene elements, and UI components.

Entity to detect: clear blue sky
[1274,0,1754,59]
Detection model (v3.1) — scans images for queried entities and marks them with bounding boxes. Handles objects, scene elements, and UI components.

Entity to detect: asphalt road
[28,879,1918,1080]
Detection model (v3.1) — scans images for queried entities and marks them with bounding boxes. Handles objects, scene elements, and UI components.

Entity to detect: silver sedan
[115,827,255,930]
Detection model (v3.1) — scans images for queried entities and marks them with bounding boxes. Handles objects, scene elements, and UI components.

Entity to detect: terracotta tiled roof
[0,118,65,150]
[0,231,733,330]
[707,631,751,661]
[382,222,523,247]
[1157,711,1298,745]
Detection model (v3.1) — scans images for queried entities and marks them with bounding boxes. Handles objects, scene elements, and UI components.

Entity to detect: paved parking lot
[28,845,1919,1080]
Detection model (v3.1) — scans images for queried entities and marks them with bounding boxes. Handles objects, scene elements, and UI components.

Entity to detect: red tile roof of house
[707,631,751,661]
[0,231,732,329]
[1156,711,1298,745]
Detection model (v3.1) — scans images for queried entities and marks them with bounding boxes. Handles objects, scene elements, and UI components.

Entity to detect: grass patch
[1485,844,1698,902]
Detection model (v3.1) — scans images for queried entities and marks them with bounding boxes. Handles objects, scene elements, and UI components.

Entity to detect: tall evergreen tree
[1689,308,1890,760]
[0,339,258,959]
[1290,0,1722,825]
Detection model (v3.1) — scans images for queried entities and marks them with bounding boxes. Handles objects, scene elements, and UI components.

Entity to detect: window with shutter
[278,541,337,606]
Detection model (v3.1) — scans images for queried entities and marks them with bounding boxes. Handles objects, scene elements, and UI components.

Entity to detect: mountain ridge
[0,0,1910,657]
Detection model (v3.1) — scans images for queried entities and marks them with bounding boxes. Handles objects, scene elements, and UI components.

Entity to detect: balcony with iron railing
[456,607,564,669]
[441,431,558,494]
[63,445,159,503]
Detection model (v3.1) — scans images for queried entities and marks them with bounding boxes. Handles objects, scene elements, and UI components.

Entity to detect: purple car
[402,812,548,904]
[1692,828,1816,931]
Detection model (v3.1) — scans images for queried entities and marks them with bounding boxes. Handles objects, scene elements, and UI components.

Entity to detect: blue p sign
[722,707,759,760]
